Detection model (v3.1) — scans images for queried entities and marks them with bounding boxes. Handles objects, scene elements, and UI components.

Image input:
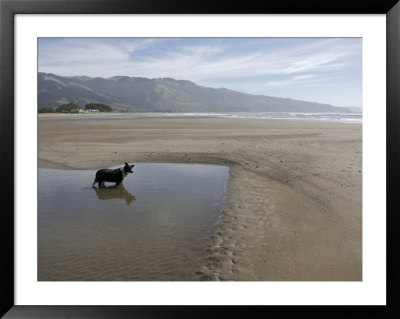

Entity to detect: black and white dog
[92,162,134,188]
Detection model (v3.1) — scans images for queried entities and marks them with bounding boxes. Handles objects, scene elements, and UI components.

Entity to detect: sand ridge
[38,115,362,281]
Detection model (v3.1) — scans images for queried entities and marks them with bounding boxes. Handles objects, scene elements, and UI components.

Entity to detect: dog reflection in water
[93,184,136,206]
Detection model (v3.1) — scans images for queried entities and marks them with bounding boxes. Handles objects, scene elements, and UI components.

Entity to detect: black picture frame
[1,0,399,318]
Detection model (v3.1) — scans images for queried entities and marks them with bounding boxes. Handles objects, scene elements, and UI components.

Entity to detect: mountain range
[38,72,354,113]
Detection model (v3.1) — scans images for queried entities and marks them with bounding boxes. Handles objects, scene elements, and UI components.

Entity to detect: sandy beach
[38,114,362,281]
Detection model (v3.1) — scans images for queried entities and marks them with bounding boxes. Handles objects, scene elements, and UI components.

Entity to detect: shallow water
[50,111,362,123]
[38,163,229,281]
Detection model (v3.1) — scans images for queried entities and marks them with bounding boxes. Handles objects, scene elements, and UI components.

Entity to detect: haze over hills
[38,72,354,113]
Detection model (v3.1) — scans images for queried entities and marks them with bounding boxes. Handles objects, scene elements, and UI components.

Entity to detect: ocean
[154,112,362,123]
[50,112,362,124]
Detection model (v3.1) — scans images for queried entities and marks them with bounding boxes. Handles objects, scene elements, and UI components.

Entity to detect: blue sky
[38,38,362,107]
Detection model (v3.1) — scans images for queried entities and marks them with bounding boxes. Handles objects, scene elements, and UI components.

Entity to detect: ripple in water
[38,163,229,281]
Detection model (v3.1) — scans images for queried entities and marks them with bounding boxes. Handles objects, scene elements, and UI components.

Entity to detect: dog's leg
[92,179,97,188]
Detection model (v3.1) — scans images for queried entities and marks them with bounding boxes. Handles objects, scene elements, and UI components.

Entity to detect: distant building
[82,109,99,113]
[71,108,84,113]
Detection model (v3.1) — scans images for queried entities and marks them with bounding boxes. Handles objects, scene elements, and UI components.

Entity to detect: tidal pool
[38,163,229,281]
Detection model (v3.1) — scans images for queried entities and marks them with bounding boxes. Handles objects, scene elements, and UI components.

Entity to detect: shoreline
[38,116,362,280]
[38,111,362,124]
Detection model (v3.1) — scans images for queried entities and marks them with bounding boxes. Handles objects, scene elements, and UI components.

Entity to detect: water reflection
[93,184,136,206]
[38,163,229,281]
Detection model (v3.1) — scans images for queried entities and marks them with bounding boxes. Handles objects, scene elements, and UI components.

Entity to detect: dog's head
[124,162,135,173]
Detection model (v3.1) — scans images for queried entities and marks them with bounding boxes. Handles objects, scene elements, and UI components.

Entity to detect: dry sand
[38,114,362,281]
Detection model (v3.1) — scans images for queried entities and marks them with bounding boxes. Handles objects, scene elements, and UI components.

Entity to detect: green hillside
[38,72,352,113]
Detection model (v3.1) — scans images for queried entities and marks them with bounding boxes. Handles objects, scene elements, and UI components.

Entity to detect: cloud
[39,38,155,70]
[39,38,359,78]
[263,74,320,90]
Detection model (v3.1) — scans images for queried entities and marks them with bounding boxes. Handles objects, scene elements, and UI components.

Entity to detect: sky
[38,38,362,108]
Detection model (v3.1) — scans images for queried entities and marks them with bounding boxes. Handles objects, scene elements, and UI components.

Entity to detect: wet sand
[38,114,362,281]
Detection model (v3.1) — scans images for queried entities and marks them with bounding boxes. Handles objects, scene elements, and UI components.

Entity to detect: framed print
[1,0,399,318]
